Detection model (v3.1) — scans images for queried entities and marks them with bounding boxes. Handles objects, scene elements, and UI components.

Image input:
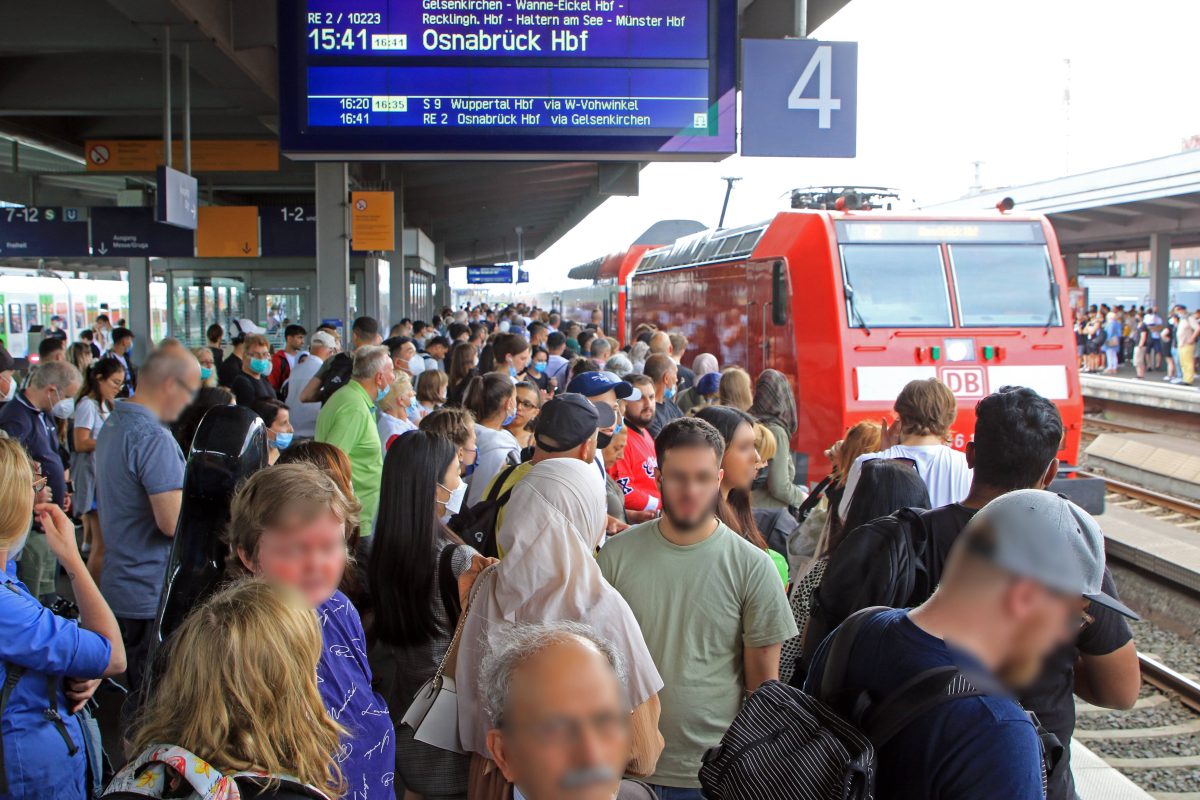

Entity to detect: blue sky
[453,0,1200,287]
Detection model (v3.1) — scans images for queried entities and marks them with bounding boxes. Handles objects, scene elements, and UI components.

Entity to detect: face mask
[273,431,293,450]
[199,366,213,382]
[52,392,75,420]
[596,431,613,449]
[534,362,547,374]
[439,480,467,516]
[408,356,426,377]
[250,358,272,376]
[613,418,625,436]
[664,386,676,401]
[502,408,517,427]
[508,365,518,379]
[0,375,15,402]
[376,384,391,404]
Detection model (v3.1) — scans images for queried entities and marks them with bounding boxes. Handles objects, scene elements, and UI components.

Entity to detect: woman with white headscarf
[457,457,664,795]
[675,352,720,415]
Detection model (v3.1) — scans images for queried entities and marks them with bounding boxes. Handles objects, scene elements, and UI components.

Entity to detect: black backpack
[447,463,521,558]
[700,608,1055,800]
[314,352,353,405]
[793,508,932,686]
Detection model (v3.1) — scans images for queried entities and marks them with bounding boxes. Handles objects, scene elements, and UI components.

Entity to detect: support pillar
[1149,233,1171,313]
[315,162,350,337]
[127,258,152,362]
[389,173,406,327]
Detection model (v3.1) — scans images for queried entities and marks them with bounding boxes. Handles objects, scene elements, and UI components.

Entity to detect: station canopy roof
[924,148,1200,253]
[0,0,849,268]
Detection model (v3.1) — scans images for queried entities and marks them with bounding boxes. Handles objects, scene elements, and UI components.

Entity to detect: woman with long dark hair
[367,431,483,800]
[72,357,125,582]
[462,374,519,507]
[695,406,788,584]
[445,342,478,407]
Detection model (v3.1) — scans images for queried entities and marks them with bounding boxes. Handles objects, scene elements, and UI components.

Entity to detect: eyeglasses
[32,476,48,493]
[517,399,538,410]
[174,377,199,403]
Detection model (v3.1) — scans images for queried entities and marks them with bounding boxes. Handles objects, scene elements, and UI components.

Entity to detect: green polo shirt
[315,379,383,535]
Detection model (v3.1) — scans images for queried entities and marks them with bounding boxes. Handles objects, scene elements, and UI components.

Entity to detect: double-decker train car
[629,210,1082,482]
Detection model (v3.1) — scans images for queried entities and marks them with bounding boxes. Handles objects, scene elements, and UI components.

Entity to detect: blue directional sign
[741,39,857,158]
[90,207,194,257]
[0,207,90,257]
[262,204,317,257]
[467,265,514,284]
[155,165,199,229]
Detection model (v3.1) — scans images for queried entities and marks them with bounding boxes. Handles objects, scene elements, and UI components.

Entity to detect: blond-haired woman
[0,438,126,800]
[717,366,753,412]
[105,579,343,799]
[224,463,394,800]
[377,372,417,451]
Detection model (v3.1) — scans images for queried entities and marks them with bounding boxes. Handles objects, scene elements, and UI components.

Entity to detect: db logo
[938,367,987,399]
[354,199,368,211]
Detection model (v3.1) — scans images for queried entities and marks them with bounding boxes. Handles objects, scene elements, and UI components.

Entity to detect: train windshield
[951,244,1060,327]
[840,244,953,327]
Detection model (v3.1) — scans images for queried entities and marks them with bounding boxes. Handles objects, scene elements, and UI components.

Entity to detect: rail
[1076,469,1200,521]
[1139,653,1200,715]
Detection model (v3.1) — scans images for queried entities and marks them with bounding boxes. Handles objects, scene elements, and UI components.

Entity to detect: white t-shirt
[283,353,324,438]
[73,396,109,435]
[377,412,417,451]
[839,444,973,519]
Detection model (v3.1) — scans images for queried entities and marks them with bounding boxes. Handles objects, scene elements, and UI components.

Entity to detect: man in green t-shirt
[598,417,797,796]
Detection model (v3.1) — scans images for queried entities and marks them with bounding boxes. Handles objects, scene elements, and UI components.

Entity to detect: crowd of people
[0,302,1141,800]
[1075,302,1199,384]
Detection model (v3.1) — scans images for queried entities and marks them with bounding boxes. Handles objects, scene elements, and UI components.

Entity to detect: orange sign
[197,206,259,258]
[351,192,395,251]
[84,140,279,172]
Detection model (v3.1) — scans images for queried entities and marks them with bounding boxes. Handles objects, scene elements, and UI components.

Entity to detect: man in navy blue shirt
[805,491,1139,800]
[0,361,82,596]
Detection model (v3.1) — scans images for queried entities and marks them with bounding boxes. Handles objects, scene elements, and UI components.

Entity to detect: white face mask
[408,355,426,377]
[439,480,467,517]
[51,389,75,420]
[0,374,15,402]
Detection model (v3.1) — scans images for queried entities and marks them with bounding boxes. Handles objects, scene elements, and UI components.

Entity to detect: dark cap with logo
[533,392,614,452]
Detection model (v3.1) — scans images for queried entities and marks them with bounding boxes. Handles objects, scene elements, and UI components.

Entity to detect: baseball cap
[533,393,614,452]
[567,371,642,402]
[964,490,1138,619]
[310,331,338,350]
[235,318,267,335]
[697,372,721,396]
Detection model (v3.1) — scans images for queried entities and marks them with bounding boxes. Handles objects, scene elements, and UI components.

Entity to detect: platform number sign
[741,39,858,158]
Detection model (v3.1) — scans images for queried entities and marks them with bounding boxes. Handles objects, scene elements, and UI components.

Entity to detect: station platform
[1098,502,1200,595]
[1086,433,1200,505]
[1072,741,1156,800]
[1080,372,1200,415]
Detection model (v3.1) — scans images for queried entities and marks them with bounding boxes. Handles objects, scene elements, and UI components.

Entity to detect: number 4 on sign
[788,45,841,129]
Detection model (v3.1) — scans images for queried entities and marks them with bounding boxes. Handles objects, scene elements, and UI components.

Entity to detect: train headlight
[943,338,976,362]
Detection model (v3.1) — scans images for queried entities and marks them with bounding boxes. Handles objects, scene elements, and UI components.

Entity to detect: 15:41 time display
[309,27,367,51]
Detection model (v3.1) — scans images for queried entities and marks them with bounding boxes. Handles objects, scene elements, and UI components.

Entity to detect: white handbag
[401,562,495,753]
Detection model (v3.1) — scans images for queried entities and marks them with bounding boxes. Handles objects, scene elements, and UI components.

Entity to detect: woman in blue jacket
[0,437,126,800]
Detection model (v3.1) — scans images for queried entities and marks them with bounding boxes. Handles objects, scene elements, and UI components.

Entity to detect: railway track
[1077,469,1200,525]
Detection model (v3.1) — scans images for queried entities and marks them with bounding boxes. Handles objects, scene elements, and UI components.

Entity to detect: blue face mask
[250,357,272,376]
[376,384,391,404]
[533,361,547,374]
[664,386,676,401]
[273,431,293,450]
[509,365,518,379]
[199,366,213,381]
[502,409,517,427]
[614,417,625,436]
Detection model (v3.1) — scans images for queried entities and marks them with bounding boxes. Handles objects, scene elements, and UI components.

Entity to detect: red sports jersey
[610,425,660,513]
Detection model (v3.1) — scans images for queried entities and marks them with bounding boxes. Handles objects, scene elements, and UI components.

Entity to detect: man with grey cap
[804,490,1138,800]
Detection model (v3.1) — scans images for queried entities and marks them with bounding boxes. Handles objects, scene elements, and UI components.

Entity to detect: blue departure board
[278,0,736,160]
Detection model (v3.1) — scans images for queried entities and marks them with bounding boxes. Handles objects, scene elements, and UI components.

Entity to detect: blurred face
[656,445,722,530]
[429,342,448,359]
[488,640,631,800]
[0,370,14,399]
[244,509,348,607]
[99,369,126,403]
[196,349,215,371]
[459,429,478,474]
[163,362,203,423]
[722,422,759,492]
[286,333,305,351]
[995,581,1079,688]
[510,347,532,374]
[512,386,540,429]
[625,386,655,426]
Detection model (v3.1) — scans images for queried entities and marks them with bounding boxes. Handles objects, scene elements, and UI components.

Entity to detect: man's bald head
[137,349,201,424]
[648,331,672,356]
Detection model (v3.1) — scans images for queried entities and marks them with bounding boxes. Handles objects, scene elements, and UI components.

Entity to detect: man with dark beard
[804,491,1139,800]
[609,374,660,523]
[599,417,796,799]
